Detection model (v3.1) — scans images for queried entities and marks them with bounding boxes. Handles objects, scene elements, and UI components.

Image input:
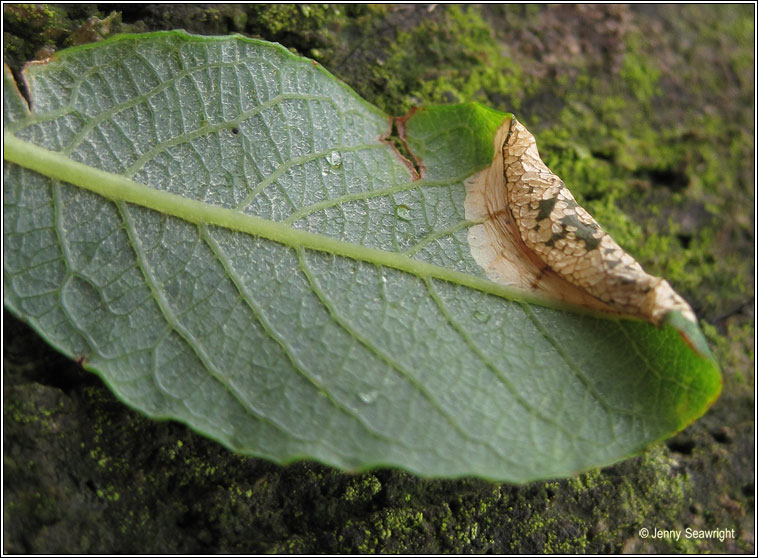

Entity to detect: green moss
[705,319,754,386]
[246,4,332,37]
[5,387,65,431]
[334,5,526,115]
[347,508,428,553]
[3,3,72,67]
[3,4,70,40]
[343,475,382,503]
[411,6,525,107]
[619,32,662,104]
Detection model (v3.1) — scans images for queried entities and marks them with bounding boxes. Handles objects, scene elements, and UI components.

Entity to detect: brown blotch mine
[464,116,697,325]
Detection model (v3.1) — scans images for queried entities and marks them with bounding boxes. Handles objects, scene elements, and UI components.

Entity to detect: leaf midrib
[3,132,598,316]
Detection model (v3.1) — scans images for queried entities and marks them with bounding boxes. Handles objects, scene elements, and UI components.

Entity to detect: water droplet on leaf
[359,390,378,404]
[395,204,411,221]
[326,150,342,168]
[473,310,490,323]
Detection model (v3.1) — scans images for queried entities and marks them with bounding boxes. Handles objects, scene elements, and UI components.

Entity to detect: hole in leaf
[387,118,421,177]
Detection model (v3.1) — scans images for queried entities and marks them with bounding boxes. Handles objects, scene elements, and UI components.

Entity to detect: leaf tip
[663,310,717,362]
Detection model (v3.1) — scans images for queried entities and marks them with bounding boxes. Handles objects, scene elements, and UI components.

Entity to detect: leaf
[3,31,721,482]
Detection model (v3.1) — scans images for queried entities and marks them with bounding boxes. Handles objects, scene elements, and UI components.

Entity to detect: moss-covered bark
[4,4,753,553]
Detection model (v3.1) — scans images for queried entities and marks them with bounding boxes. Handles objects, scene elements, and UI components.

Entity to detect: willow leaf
[3,31,720,481]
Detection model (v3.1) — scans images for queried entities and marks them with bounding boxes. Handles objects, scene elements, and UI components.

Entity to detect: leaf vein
[200,226,403,451]
[236,143,387,212]
[424,277,602,446]
[519,302,635,429]
[616,320,703,396]
[297,248,520,466]
[403,217,486,257]
[282,174,474,225]
[116,201,306,443]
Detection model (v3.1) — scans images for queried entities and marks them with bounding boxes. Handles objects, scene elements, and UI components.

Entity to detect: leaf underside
[3,31,721,482]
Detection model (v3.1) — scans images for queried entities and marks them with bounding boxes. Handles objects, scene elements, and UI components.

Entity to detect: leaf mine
[465,117,697,325]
